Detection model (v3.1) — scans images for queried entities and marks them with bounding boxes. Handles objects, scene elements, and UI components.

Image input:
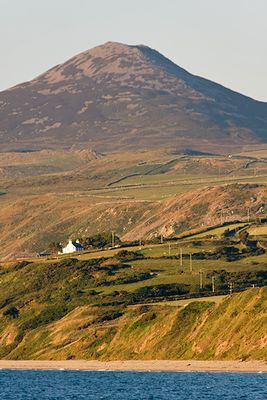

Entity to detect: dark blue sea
[0,370,266,399]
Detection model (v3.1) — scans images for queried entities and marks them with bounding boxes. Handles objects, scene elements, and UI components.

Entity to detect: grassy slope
[0,244,266,361]
[0,148,267,260]
[3,288,266,361]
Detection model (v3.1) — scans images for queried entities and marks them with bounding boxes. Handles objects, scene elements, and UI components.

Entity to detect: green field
[0,241,266,360]
[16,227,267,299]
[0,148,267,260]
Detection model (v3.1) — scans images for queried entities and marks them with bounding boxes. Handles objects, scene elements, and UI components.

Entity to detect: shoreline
[0,360,266,373]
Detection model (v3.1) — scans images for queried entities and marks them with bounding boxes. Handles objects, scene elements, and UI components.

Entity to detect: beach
[0,360,266,373]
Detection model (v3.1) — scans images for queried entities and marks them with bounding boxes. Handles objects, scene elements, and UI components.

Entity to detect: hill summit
[1,41,267,152]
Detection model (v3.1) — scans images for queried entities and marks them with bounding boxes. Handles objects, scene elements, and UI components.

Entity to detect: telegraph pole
[160,235,163,244]
[229,282,233,295]
[111,231,115,248]
[199,270,203,290]
[168,242,171,256]
[139,238,142,248]
[247,208,250,223]
[180,248,183,267]
[212,276,215,293]
[189,253,193,273]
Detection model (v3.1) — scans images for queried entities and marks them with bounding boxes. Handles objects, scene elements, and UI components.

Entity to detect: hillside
[1,42,267,152]
[0,251,266,361]
[1,149,267,259]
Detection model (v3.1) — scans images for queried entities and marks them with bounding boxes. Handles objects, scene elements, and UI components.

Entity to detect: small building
[62,239,84,254]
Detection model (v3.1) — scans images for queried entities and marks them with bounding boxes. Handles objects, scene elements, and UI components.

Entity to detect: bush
[132,283,191,300]
[94,310,124,324]
[82,233,121,249]
[3,306,19,319]
[216,246,242,261]
[239,230,249,244]
[116,250,143,261]
[12,261,31,271]
[20,304,70,331]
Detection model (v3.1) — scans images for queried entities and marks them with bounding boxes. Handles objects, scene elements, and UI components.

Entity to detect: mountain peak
[1,41,267,152]
[35,41,154,84]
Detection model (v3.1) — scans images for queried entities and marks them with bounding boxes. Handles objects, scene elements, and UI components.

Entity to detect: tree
[239,230,249,245]
[3,306,19,319]
[83,233,121,249]
[48,241,62,254]
[116,250,143,261]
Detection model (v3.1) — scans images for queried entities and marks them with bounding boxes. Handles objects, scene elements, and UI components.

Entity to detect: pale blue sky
[1,0,266,100]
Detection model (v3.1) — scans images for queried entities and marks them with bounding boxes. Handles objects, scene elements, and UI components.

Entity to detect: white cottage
[62,239,84,254]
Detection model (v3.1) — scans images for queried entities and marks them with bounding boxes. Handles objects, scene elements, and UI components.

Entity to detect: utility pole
[160,235,163,244]
[111,231,115,248]
[189,253,193,273]
[139,238,142,247]
[212,276,215,293]
[247,208,250,223]
[168,242,171,256]
[229,282,233,295]
[180,248,183,267]
[199,270,203,290]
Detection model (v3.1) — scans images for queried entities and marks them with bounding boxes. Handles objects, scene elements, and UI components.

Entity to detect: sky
[0,0,266,101]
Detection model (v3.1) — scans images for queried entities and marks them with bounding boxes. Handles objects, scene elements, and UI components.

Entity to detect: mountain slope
[0,182,266,260]
[1,41,267,152]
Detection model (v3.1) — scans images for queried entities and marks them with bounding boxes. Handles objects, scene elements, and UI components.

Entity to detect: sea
[0,370,266,399]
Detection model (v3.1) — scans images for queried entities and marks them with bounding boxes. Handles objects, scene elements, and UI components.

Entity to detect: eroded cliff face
[1,288,266,361]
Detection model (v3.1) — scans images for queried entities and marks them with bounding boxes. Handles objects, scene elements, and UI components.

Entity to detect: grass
[184,223,248,239]
[22,234,262,297]
[137,294,227,307]
[249,226,267,236]
[0,233,266,360]
[0,147,267,260]
[3,287,265,361]
[0,148,267,360]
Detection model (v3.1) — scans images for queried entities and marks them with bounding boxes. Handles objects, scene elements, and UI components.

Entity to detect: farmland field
[0,148,267,260]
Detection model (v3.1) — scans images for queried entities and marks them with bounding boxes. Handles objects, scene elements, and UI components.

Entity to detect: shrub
[82,233,121,249]
[132,283,191,300]
[3,306,19,319]
[20,304,70,331]
[13,261,31,271]
[116,250,143,261]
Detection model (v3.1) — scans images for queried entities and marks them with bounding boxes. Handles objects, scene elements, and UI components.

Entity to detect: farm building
[62,239,84,254]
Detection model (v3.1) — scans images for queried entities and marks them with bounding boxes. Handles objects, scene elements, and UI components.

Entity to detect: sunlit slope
[2,42,267,152]
[0,182,267,259]
[0,149,267,260]
[2,288,266,361]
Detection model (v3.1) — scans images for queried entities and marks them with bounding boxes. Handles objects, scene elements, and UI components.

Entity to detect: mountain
[1,41,267,152]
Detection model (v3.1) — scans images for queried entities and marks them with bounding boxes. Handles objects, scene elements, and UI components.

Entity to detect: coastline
[0,360,266,373]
